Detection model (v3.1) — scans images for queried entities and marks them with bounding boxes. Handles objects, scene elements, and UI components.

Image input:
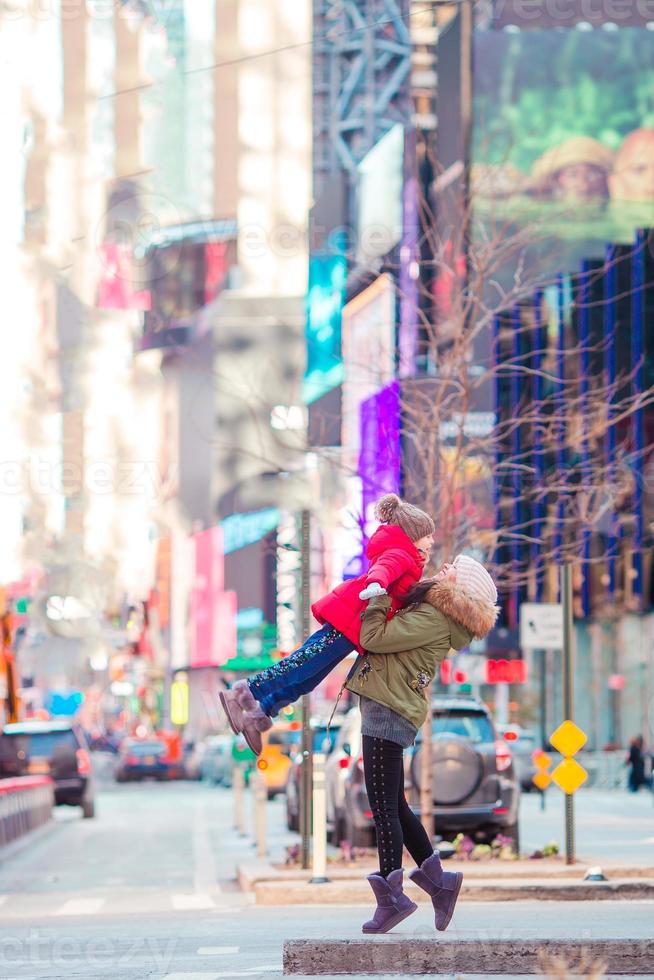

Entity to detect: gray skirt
[359,696,418,749]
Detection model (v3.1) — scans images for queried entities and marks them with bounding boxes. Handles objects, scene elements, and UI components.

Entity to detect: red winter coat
[311,524,426,651]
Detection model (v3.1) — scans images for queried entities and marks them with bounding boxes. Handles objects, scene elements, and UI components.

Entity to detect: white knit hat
[453,555,498,606]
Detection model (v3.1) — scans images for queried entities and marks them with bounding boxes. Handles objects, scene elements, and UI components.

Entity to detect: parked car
[2,719,95,818]
[334,696,521,850]
[407,696,521,848]
[285,719,342,832]
[324,708,367,845]
[498,725,538,791]
[114,735,172,782]
[198,735,234,786]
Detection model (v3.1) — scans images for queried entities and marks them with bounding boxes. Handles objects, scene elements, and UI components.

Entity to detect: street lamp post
[299,509,313,870]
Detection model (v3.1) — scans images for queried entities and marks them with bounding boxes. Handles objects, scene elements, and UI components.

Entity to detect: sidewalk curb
[283,938,654,975]
[253,876,654,905]
[237,859,654,904]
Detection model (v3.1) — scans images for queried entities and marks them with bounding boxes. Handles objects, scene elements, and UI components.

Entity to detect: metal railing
[0,776,54,848]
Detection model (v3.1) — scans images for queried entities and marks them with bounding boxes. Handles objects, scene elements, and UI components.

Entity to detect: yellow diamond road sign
[549,720,587,757]
[533,770,552,790]
[551,757,588,794]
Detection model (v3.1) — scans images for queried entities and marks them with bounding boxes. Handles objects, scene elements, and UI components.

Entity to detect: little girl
[220,493,435,754]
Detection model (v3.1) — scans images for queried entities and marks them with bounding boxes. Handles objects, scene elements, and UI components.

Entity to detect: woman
[626,735,648,793]
[345,554,499,934]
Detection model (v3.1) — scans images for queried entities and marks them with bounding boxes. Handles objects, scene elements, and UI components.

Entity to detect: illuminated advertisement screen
[473,29,654,283]
[359,382,401,542]
[357,123,405,263]
[341,274,396,469]
[303,253,347,404]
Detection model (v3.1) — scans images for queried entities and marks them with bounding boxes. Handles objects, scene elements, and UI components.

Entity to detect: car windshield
[3,730,77,758]
[431,712,494,744]
[127,742,165,756]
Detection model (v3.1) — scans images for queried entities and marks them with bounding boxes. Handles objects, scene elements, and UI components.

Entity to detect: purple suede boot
[362,869,417,934]
[408,851,463,931]
[219,681,270,755]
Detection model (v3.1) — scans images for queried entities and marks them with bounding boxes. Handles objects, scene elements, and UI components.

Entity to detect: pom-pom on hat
[452,554,498,606]
[374,493,435,543]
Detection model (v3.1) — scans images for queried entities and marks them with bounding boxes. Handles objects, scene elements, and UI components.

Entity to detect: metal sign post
[299,509,313,870]
[561,564,575,865]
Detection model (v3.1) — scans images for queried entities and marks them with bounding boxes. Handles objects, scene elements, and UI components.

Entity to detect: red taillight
[363,809,373,819]
[503,730,519,742]
[76,748,91,775]
[338,757,350,769]
[126,754,138,765]
[493,806,510,815]
[495,739,512,772]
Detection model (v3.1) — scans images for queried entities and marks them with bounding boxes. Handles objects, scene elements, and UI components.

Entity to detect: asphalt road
[0,778,652,980]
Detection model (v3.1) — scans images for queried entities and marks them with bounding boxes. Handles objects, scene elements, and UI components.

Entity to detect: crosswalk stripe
[55,898,105,916]
[0,895,8,909]
[171,893,215,911]
[197,947,239,956]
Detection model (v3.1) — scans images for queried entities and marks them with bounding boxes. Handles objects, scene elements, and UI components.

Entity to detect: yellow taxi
[254,722,298,798]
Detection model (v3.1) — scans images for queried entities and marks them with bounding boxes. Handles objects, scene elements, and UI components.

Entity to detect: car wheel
[82,799,95,819]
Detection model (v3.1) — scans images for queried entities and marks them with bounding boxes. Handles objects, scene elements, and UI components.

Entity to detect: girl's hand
[359,582,387,600]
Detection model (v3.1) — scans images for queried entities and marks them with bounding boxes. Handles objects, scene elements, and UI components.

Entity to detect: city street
[0,780,653,980]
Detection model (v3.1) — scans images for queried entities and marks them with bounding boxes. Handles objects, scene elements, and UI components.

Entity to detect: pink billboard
[189,527,236,668]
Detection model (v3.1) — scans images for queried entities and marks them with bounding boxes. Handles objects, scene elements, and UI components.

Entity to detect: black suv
[2,720,96,818]
[407,696,520,847]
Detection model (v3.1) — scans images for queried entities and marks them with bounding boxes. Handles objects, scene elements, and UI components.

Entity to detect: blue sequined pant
[247,624,354,717]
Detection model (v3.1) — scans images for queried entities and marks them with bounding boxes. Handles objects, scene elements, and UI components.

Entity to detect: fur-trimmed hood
[424,580,499,641]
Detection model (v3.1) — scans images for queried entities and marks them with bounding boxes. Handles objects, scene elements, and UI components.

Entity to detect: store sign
[485,659,528,685]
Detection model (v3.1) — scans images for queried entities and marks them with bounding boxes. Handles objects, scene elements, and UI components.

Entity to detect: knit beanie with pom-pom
[374,493,435,543]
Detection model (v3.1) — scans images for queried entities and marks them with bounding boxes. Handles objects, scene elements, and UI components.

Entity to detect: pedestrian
[626,735,648,792]
[346,555,498,934]
[219,494,435,754]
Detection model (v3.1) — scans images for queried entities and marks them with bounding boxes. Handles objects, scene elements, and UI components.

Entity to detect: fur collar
[424,580,499,639]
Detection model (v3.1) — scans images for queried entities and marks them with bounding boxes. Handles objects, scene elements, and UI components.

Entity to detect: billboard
[357,123,405,263]
[341,274,396,469]
[473,29,654,283]
[359,382,401,542]
[189,527,237,668]
[303,253,347,404]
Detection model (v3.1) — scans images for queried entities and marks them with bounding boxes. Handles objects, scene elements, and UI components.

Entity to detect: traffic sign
[519,603,563,650]
[551,757,588,794]
[548,719,588,795]
[532,749,552,790]
[550,720,587,757]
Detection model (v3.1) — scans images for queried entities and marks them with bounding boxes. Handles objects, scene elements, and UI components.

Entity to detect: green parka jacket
[345,580,498,731]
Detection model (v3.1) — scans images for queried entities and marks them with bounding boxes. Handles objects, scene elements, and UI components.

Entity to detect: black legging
[362,734,433,878]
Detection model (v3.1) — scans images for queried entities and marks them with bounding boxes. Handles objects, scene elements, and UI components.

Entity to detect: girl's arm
[364,548,418,590]
[360,595,450,654]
